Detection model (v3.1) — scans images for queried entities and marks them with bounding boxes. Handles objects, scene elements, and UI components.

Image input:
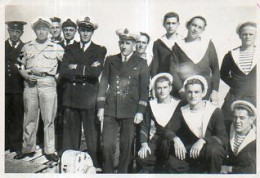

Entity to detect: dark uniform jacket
[227,125,256,173]
[59,41,107,109]
[165,101,228,147]
[220,47,257,98]
[97,53,149,119]
[5,40,24,94]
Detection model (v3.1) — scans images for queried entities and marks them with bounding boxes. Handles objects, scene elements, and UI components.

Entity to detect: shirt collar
[8,39,20,48]
[80,41,91,51]
[64,39,75,46]
[121,52,134,62]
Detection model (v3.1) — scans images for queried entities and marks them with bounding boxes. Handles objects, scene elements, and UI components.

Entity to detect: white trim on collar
[231,45,258,75]
[150,97,180,127]
[176,38,211,64]
[160,33,181,50]
[181,101,217,138]
[230,124,256,154]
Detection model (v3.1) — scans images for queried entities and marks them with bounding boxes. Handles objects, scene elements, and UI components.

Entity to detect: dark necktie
[66,40,70,46]
[12,41,17,48]
[81,42,86,52]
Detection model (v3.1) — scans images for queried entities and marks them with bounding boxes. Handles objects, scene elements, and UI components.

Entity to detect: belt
[28,72,55,77]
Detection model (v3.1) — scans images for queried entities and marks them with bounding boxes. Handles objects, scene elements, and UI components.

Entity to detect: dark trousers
[5,93,24,152]
[103,116,135,173]
[136,136,169,173]
[166,141,226,173]
[62,107,98,167]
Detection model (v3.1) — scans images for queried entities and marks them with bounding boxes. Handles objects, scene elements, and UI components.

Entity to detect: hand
[19,70,37,84]
[55,73,60,82]
[190,138,206,159]
[68,64,77,69]
[91,61,101,67]
[138,142,151,159]
[97,108,104,122]
[210,90,218,105]
[173,136,186,160]
[134,113,143,124]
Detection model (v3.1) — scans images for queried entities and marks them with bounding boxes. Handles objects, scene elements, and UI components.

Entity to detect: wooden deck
[5,146,59,173]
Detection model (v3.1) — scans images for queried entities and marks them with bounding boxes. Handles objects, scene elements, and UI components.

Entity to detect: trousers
[166,141,226,173]
[5,93,24,152]
[62,107,98,167]
[103,116,135,173]
[22,77,57,154]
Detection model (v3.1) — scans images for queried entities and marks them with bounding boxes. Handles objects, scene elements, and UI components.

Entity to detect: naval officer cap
[31,17,51,30]
[116,28,140,41]
[62,19,77,29]
[5,21,27,31]
[77,17,98,30]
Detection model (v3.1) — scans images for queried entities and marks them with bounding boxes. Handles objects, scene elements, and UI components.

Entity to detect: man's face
[136,35,148,55]
[119,39,135,56]
[163,17,179,35]
[63,27,77,40]
[8,29,23,42]
[187,18,205,40]
[239,26,257,47]
[233,109,254,135]
[50,22,61,38]
[34,24,49,42]
[155,80,172,102]
[79,27,94,43]
[185,83,203,107]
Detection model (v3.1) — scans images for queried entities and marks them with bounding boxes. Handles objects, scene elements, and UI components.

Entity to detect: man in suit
[97,28,149,173]
[50,17,63,43]
[55,19,77,152]
[14,17,64,162]
[5,21,27,154]
[59,17,107,168]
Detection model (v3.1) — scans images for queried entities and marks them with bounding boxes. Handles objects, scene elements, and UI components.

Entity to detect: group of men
[5,14,256,174]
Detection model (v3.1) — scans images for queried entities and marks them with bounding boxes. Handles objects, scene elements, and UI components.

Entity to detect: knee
[205,143,226,159]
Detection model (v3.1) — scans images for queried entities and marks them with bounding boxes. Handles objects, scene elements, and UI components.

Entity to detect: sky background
[1,0,260,176]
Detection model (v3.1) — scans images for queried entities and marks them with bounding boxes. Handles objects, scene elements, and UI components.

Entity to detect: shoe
[14,152,35,159]
[45,153,59,162]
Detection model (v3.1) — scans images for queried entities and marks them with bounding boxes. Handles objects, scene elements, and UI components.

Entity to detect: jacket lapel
[118,54,139,76]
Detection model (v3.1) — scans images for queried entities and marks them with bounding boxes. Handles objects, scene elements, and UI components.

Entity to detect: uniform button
[117,76,119,78]
[9,74,11,77]
[129,76,131,78]
[83,83,86,86]
[73,83,76,86]
[116,81,119,83]
[117,86,119,89]
[117,91,120,94]
[8,69,10,72]
[127,82,130,84]
[8,65,10,67]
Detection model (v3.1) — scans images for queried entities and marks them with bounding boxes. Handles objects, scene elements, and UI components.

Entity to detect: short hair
[140,32,150,44]
[163,12,180,24]
[186,16,207,29]
[155,76,172,88]
[184,78,204,92]
[233,105,255,117]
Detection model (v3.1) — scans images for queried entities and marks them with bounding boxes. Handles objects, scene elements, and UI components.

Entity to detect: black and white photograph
[1,0,259,176]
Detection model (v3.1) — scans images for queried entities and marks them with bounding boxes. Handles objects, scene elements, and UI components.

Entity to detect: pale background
[1,0,260,177]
